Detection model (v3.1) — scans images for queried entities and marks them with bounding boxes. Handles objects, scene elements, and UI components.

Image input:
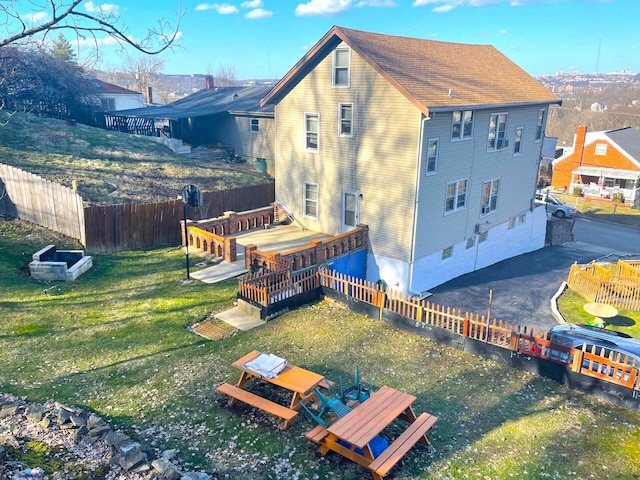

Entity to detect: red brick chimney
[205,75,214,89]
[574,125,587,165]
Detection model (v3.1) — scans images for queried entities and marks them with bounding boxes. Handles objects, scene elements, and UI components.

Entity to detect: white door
[342,190,359,232]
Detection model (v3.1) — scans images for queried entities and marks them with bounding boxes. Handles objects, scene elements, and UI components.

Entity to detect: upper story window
[339,103,353,137]
[304,182,318,218]
[101,98,116,111]
[535,108,546,141]
[487,113,508,151]
[250,118,259,132]
[595,143,607,155]
[426,138,439,174]
[481,179,500,215]
[305,113,319,151]
[451,110,474,140]
[333,47,350,87]
[513,127,523,155]
[445,179,467,213]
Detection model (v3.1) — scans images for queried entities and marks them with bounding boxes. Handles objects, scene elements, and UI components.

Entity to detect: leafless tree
[0,0,183,56]
[215,64,238,87]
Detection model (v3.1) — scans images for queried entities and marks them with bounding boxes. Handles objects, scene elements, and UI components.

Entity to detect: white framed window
[338,103,353,137]
[445,179,467,213]
[442,246,453,259]
[518,213,526,224]
[595,143,607,155]
[451,110,474,140]
[481,179,500,215]
[304,182,318,218]
[508,218,515,229]
[101,98,116,111]
[250,118,259,132]
[535,108,546,141]
[466,237,475,249]
[333,47,350,87]
[305,113,319,151]
[426,138,439,174]
[487,113,508,151]
[513,127,523,155]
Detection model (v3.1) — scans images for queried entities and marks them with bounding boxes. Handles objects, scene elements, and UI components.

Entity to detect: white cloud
[357,0,397,6]
[499,29,507,34]
[84,1,120,15]
[302,41,318,51]
[76,35,121,47]
[245,8,273,18]
[295,0,353,17]
[241,0,263,7]
[433,4,455,12]
[21,11,48,23]
[195,3,239,14]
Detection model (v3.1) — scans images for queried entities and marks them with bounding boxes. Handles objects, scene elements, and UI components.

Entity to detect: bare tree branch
[0,0,183,56]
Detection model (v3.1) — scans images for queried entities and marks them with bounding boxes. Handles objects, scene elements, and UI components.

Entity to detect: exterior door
[342,190,359,232]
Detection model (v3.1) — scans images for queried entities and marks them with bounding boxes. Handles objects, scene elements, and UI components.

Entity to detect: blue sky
[7,0,640,79]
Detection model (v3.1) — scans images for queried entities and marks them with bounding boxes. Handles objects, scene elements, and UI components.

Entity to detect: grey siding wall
[275,42,422,262]
[413,105,546,257]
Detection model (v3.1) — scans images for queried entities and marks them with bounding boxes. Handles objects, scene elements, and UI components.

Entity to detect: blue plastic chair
[300,400,333,428]
[340,366,375,404]
[313,387,353,418]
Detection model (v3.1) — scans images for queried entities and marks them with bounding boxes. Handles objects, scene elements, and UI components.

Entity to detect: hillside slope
[0,112,271,206]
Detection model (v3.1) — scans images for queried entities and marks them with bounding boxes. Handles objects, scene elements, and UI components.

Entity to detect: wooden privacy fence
[85,182,274,253]
[567,262,640,310]
[0,164,85,244]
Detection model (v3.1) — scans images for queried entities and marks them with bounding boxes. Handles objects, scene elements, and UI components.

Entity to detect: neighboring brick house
[552,125,640,208]
[260,25,561,295]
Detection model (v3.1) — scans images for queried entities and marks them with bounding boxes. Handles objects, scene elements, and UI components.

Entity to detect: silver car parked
[535,191,576,218]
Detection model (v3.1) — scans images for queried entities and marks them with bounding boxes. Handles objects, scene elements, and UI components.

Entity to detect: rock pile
[0,393,211,480]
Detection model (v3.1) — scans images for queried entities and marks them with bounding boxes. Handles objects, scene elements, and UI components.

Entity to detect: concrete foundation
[29,245,93,283]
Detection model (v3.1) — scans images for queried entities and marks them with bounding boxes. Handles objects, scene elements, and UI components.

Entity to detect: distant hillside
[0,112,271,206]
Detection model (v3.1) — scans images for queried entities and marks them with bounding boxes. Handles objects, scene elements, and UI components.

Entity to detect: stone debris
[0,393,211,480]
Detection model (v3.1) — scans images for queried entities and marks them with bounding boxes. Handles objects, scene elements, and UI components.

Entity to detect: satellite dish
[181,184,202,208]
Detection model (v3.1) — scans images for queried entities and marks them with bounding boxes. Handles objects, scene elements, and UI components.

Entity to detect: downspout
[408,113,430,293]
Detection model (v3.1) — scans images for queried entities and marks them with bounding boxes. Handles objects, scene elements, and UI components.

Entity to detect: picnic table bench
[216,383,298,427]
[217,350,327,429]
[306,385,437,480]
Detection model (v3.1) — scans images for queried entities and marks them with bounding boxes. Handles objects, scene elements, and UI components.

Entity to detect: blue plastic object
[337,435,389,458]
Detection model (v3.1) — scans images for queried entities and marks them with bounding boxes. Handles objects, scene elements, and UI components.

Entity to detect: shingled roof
[261,26,560,115]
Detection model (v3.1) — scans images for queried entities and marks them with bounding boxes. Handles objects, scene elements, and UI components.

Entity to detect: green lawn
[2,219,640,479]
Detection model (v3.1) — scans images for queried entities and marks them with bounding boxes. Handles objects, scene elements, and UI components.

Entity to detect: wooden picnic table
[307,385,437,479]
[217,350,327,429]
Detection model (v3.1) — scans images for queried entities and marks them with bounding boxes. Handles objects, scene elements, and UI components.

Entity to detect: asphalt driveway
[426,241,623,332]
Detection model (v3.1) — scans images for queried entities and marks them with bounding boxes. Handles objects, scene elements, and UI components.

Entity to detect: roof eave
[428,99,562,113]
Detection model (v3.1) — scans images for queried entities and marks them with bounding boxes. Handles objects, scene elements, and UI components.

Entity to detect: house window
[442,246,453,259]
[508,218,515,229]
[445,179,467,213]
[466,237,475,249]
[518,213,526,224]
[339,103,353,136]
[304,183,318,218]
[487,113,508,151]
[426,138,439,174]
[478,231,488,243]
[250,118,259,132]
[535,109,546,141]
[101,98,116,111]
[305,113,319,151]
[513,127,523,155]
[595,143,607,155]
[451,110,474,140]
[333,47,350,87]
[480,179,500,215]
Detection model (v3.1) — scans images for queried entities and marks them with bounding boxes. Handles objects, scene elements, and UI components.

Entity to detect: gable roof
[602,127,640,166]
[84,77,142,96]
[114,86,274,120]
[261,26,560,116]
